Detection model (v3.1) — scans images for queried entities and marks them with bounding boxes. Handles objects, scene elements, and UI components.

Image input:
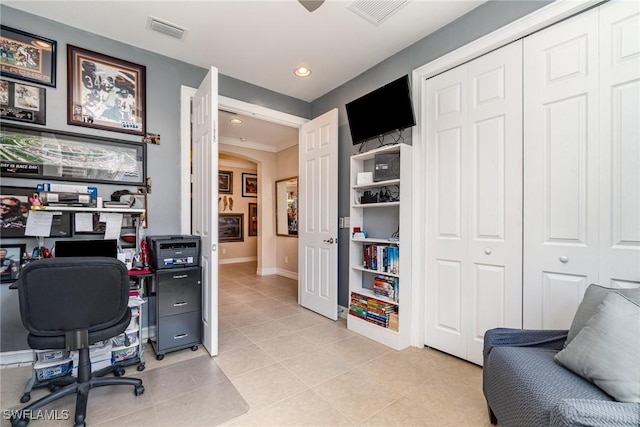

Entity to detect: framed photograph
[0,26,57,87]
[0,78,46,125]
[67,45,146,136]
[248,203,258,237]
[242,173,258,198]
[0,186,72,238]
[1,243,26,283]
[0,123,147,186]
[218,170,233,194]
[218,213,244,242]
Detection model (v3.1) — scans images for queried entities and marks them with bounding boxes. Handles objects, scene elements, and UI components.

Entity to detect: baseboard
[257,267,277,276]
[219,256,257,265]
[276,269,298,280]
[0,349,34,367]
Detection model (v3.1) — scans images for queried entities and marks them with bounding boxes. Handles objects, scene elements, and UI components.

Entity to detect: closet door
[598,1,640,288]
[425,41,523,365]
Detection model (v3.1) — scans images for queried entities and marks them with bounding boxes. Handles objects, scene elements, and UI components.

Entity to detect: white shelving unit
[347,143,412,350]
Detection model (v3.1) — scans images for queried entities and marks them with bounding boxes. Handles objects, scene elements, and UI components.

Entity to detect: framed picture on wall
[0,186,72,238]
[218,213,243,242]
[0,79,46,125]
[0,26,57,87]
[242,173,257,198]
[248,203,257,236]
[218,170,233,194]
[67,45,146,136]
[0,243,26,283]
[0,123,147,186]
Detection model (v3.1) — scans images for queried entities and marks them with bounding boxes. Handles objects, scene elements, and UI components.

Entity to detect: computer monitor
[54,239,118,258]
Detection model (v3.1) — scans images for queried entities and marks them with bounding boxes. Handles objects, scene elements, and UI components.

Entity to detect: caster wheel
[191,345,199,351]
[48,384,61,392]
[73,422,85,427]
[10,416,29,427]
[147,338,152,344]
[135,385,145,396]
[114,366,125,377]
[137,364,145,372]
[20,393,30,403]
[156,354,164,361]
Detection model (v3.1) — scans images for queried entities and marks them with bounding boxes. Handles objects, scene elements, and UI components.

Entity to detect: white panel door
[299,109,339,320]
[425,41,523,364]
[523,8,600,329]
[598,0,640,288]
[192,67,219,356]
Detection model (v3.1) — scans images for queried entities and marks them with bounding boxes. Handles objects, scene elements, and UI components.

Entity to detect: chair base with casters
[11,332,144,427]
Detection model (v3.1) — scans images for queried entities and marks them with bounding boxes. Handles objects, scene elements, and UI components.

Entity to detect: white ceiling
[4,0,485,103]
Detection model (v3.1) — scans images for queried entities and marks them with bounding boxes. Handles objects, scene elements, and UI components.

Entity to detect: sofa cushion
[566,284,640,346]
[555,292,640,403]
[551,399,640,427]
[484,346,612,426]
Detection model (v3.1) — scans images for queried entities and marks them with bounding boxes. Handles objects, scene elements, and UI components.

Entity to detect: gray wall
[310,0,552,308]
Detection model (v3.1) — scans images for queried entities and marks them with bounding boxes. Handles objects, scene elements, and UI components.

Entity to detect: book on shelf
[362,244,399,275]
[373,275,399,302]
[349,292,399,330]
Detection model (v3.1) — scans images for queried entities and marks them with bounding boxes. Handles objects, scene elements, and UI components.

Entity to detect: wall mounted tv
[345,74,416,145]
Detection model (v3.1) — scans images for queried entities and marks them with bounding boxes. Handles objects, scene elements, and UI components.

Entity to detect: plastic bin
[34,358,73,381]
[35,349,69,362]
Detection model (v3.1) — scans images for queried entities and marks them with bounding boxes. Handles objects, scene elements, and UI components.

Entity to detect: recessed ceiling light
[294,67,312,77]
[230,117,242,125]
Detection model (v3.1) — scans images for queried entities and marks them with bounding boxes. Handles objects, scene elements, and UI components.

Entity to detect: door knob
[323,238,335,244]
[559,256,569,263]
[484,248,492,255]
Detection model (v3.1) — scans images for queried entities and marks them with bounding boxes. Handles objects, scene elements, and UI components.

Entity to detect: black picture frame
[218,170,233,194]
[0,186,73,238]
[0,26,57,87]
[248,203,258,236]
[0,123,147,186]
[219,213,244,242]
[67,45,146,136]
[0,78,46,125]
[242,173,257,198]
[0,243,25,283]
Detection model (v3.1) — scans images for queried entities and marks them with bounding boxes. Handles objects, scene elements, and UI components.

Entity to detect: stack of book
[373,275,399,302]
[362,244,399,274]
[349,292,398,330]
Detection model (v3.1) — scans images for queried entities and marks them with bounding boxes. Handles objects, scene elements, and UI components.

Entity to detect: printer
[146,235,201,270]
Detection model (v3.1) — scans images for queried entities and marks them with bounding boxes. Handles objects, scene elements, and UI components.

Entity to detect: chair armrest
[550,399,640,427]
[483,328,568,360]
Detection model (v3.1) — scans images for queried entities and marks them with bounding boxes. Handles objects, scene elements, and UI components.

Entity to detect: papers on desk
[74,213,94,233]
[25,211,54,237]
[101,213,123,240]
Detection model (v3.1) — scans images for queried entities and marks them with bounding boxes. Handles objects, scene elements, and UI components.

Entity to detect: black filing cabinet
[149,267,202,360]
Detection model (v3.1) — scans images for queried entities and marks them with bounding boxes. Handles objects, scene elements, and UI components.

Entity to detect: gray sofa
[482,328,640,426]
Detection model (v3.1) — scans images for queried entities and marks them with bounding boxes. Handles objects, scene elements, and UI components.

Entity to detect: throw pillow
[554,292,640,403]
[566,284,640,346]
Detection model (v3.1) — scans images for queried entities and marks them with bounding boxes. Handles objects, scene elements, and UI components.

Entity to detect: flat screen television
[54,239,118,258]
[345,74,416,145]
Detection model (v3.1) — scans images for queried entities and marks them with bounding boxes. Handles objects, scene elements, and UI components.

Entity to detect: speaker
[374,153,400,182]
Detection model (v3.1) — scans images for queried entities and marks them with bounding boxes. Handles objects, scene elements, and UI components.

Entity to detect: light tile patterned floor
[1,262,493,426]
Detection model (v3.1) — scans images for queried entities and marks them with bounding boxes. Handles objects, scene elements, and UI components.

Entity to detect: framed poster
[242,173,257,198]
[67,45,146,135]
[218,170,233,194]
[248,203,258,236]
[0,26,57,87]
[0,243,25,283]
[0,78,46,125]
[218,213,244,242]
[0,186,72,238]
[0,123,147,185]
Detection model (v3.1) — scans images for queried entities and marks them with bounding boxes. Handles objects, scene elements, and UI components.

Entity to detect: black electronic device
[360,191,379,204]
[345,74,416,145]
[54,239,118,258]
[146,235,201,270]
[374,153,400,182]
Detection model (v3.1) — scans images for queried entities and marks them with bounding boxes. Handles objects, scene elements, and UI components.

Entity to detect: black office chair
[11,257,144,427]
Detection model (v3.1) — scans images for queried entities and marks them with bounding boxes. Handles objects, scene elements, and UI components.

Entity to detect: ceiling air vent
[147,16,188,40]
[348,0,407,26]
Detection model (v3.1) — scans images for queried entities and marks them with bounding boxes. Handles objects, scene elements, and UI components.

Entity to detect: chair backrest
[18,257,129,337]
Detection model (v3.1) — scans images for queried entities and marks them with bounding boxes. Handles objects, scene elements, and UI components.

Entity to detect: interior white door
[523,8,600,329]
[191,67,219,356]
[425,41,523,365]
[598,0,640,288]
[298,108,339,320]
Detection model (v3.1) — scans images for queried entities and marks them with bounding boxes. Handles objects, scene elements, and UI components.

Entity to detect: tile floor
[1,262,492,426]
